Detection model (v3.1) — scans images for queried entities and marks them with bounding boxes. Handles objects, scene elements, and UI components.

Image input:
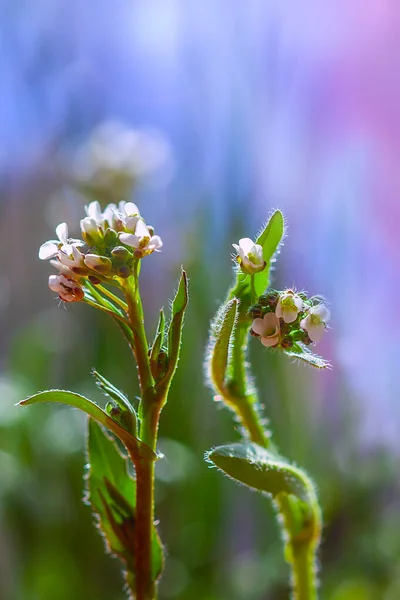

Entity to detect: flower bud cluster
[249,289,330,348]
[39,201,163,302]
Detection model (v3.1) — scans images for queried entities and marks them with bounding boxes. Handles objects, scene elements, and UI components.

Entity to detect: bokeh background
[1,2,400,599]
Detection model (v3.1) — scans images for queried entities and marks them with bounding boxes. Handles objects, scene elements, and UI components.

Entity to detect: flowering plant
[21,194,329,600]
[205,210,330,600]
[21,200,188,600]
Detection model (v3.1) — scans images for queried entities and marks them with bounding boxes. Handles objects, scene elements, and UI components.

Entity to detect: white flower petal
[48,274,62,292]
[238,238,255,255]
[148,235,163,250]
[135,219,150,238]
[251,317,266,336]
[56,223,68,244]
[312,304,330,323]
[260,334,280,348]
[80,217,98,236]
[124,202,140,217]
[281,308,298,323]
[85,201,102,222]
[119,232,139,248]
[39,241,59,260]
[307,323,325,343]
[124,215,140,232]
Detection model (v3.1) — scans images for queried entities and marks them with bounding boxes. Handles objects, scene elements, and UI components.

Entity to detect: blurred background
[1,1,400,599]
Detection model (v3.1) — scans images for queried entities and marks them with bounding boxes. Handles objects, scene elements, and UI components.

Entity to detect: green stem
[123,267,160,600]
[132,455,156,600]
[228,320,319,600]
[292,545,317,600]
[97,284,129,312]
[228,322,270,448]
[123,277,154,395]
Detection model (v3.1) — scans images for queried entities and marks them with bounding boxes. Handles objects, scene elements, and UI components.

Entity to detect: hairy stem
[292,544,318,600]
[228,322,270,448]
[124,269,160,600]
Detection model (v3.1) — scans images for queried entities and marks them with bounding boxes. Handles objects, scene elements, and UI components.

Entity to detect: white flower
[118,201,141,232]
[80,216,100,239]
[275,290,303,323]
[48,274,84,302]
[300,304,330,343]
[251,312,280,347]
[232,238,266,275]
[84,253,112,273]
[39,223,83,260]
[119,219,163,258]
[85,201,103,223]
[58,244,86,270]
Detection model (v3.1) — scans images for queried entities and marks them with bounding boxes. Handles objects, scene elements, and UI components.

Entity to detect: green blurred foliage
[1,216,400,600]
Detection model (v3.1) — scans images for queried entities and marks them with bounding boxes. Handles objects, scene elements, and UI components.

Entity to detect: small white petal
[124,215,140,232]
[281,308,298,323]
[85,201,102,222]
[251,318,266,336]
[135,219,150,238]
[238,238,255,255]
[124,202,140,217]
[312,304,330,323]
[148,235,163,250]
[56,223,68,244]
[80,217,98,236]
[48,274,62,292]
[119,232,139,248]
[39,241,59,260]
[307,323,325,343]
[260,334,280,348]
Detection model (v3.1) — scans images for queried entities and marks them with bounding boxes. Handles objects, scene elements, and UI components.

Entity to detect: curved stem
[96,284,129,312]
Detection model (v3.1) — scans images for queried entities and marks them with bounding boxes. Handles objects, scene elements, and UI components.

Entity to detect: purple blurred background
[1,2,400,599]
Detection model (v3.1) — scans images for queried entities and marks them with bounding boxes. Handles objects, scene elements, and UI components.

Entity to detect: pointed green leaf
[19,389,152,458]
[156,270,188,397]
[230,210,285,310]
[254,210,285,296]
[207,298,239,395]
[284,343,331,369]
[207,442,311,502]
[92,369,132,409]
[150,309,166,364]
[87,421,164,587]
[171,269,188,318]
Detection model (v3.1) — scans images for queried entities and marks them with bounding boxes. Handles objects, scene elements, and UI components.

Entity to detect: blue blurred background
[1,2,400,599]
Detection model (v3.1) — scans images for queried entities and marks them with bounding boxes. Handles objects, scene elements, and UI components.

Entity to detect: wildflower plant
[205,210,330,600]
[20,200,188,600]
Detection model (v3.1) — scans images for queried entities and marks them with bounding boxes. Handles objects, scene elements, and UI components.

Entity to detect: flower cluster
[39,201,162,302]
[249,289,330,348]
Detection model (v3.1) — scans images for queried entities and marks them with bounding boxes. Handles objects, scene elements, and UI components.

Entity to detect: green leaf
[156,270,188,397]
[207,442,311,503]
[92,370,137,435]
[150,309,166,363]
[86,421,164,587]
[284,343,331,370]
[230,210,285,312]
[19,389,154,459]
[207,298,239,396]
[207,442,321,555]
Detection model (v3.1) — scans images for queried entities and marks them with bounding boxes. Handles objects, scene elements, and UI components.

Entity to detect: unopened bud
[111,246,132,261]
[84,254,112,273]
